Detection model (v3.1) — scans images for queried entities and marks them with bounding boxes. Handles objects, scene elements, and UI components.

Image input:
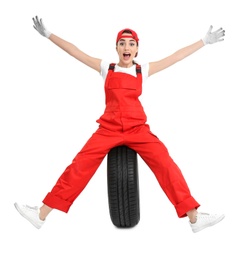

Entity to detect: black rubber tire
[107,145,140,228]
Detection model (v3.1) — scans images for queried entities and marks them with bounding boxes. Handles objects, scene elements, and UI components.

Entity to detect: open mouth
[123,53,131,60]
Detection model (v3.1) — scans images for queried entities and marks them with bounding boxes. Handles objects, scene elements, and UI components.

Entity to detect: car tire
[107,145,140,228]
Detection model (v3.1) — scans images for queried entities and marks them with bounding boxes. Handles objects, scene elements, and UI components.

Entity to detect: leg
[42,127,124,213]
[14,127,124,228]
[187,208,198,223]
[124,126,225,232]
[124,125,200,218]
[39,204,53,220]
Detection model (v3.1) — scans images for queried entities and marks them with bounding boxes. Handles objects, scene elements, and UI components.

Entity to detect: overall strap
[108,63,141,74]
[108,63,116,71]
[135,64,141,74]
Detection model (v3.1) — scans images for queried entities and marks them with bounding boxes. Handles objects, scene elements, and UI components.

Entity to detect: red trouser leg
[43,127,124,212]
[124,125,200,218]
[43,124,199,217]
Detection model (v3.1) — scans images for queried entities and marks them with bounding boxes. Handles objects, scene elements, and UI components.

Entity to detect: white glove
[32,16,51,38]
[202,25,225,45]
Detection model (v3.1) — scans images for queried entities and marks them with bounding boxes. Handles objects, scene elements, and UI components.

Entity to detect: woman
[14,16,225,233]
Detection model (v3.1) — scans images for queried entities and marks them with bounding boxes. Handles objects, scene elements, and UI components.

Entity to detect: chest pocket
[107,72,137,90]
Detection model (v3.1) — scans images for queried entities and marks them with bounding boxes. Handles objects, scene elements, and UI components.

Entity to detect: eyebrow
[119,39,136,42]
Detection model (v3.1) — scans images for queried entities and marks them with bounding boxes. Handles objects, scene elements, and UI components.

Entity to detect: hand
[32,16,51,38]
[202,25,225,45]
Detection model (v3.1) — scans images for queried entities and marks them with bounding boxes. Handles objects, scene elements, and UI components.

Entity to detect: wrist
[201,38,207,46]
[45,30,51,38]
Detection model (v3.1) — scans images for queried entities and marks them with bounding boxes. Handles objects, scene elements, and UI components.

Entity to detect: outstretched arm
[148,25,225,77]
[32,16,101,72]
[48,34,101,72]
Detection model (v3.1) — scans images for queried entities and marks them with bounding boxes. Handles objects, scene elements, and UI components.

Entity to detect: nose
[124,43,130,50]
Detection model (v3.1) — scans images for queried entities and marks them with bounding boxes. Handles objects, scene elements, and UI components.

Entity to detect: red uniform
[43,63,200,218]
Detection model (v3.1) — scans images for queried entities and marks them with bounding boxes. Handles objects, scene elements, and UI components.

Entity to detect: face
[116,33,138,68]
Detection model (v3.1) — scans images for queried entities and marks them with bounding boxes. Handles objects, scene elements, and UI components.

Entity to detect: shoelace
[199,212,209,216]
[198,212,217,220]
[25,205,38,211]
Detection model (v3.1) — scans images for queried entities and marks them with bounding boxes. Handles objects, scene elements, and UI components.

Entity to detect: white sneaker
[190,212,225,233]
[14,203,45,229]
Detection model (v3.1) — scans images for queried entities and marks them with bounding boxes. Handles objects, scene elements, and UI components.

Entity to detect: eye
[119,42,125,46]
[130,42,135,47]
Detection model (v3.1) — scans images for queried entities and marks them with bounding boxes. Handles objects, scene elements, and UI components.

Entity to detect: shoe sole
[14,203,42,229]
[192,214,225,233]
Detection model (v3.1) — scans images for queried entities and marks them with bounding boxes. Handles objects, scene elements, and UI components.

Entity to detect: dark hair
[122,29,132,34]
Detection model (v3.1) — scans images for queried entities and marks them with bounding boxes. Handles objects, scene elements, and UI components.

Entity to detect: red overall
[43,63,200,218]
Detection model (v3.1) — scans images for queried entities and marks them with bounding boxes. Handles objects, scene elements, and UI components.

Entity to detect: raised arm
[32,16,101,72]
[148,25,225,77]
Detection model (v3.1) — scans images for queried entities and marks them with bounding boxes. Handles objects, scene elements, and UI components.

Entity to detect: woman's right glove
[32,16,51,38]
[202,25,225,45]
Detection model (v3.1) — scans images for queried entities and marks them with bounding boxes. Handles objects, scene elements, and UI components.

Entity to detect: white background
[1,0,244,259]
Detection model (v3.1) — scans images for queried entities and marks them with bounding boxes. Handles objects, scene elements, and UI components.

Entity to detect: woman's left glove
[202,25,225,45]
[32,16,51,38]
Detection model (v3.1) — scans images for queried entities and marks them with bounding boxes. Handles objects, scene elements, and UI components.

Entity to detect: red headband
[116,28,139,43]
